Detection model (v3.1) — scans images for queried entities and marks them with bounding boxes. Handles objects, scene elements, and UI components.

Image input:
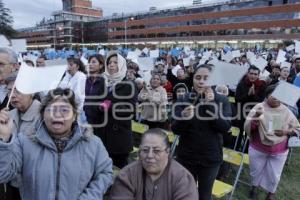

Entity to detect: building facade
[17,0,300,48]
[105,0,300,43]
[17,0,102,48]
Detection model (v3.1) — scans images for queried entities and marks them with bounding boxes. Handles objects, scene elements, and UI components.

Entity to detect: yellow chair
[212,180,233,199]
[113,165,121,177]
[228,96,236,103]
[222,146,249,200]
[230,126,240,137]
[131,120,149,135]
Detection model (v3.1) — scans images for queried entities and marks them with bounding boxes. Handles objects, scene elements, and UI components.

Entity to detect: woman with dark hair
[88,54,105,75]
[60,57,87,111]
[172,64,232,200]
[244,85,300,200]
[83,54,106,126]
[85,51,137,169]
[0,88,113,200]
[110,128,198,200]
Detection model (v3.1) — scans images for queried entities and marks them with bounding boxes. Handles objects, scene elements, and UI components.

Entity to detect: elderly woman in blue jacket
[0,88,113,200]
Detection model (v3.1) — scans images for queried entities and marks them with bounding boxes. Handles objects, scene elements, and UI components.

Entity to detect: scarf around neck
[104,52,127,87]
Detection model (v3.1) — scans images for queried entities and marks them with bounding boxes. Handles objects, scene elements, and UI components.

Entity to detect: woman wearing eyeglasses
[0,88,113,200]
[109,128,198,200]
[172,64,232,200]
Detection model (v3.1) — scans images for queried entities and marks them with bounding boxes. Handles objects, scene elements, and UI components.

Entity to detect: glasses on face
[45,105,73,116]
[139,146,168,157]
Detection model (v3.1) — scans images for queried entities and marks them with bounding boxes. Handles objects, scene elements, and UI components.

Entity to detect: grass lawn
[228,148,300,200]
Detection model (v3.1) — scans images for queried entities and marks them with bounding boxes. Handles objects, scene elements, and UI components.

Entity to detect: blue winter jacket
[0,123,113,200]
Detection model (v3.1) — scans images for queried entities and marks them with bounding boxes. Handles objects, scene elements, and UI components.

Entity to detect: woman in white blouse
[60,57,87,111]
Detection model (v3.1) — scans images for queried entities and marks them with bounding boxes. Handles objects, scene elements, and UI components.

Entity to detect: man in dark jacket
[235,65,266,151]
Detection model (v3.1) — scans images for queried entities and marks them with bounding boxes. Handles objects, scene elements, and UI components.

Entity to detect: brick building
[17,0,102,48]
[17,0,300,49]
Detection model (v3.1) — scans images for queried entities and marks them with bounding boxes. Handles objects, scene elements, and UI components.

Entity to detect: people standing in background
[139,73,168,129]
[239,55,250,68]
[235,65,266,151]
[36,55,46,67]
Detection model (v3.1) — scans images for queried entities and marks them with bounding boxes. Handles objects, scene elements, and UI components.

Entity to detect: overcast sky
[3,0,220,29]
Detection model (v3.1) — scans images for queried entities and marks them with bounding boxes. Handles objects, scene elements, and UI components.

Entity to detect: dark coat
[235,77,266,118]
[167,69,193,91]
[84,76,138,154]
[171,91,232,167]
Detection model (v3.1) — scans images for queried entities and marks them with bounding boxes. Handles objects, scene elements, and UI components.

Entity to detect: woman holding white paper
[138,73,168,129]
[244,84,300,200]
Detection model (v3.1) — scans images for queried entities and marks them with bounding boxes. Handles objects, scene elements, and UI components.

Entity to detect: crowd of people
[0,43,300,200]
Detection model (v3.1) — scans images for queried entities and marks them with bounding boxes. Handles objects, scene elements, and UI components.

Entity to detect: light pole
[124,19,127,49]
[53,25,63,50]
[124,17,134,49]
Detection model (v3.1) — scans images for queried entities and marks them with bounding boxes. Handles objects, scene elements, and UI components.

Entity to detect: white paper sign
[286,44,295,52]
[18,54,23,63]
[249,56,268,71]
[80,55,88,66]
[135,49,142,56]
[184,46,191,55]
[137,57,154,71]
[199,57,209,65]
[271,81,300,107]
[15,63,67,94]
[127,51,139,60]
[183,58,191,66]
[295,41,300,54]
[222,51,234,63]
[232,50,241,58]
[171,65,182,76]
[280,61,291,70]
[142,47,149,55]
[99,49,106,56]
[203,51,212,59]
[260,69,270,79]
[150,49,159,58]
[276,50,286,64]
[11,39,27,53]
[246,51,255,60]
[45,59,68,66]
[207,60,248,86]
[0,35,10,47]
[26,54,38,65]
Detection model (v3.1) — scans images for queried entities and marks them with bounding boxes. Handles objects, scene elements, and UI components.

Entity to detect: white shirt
[60,71,87,111]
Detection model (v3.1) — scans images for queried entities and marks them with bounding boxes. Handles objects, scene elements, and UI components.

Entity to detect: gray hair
[0,47,18,64]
